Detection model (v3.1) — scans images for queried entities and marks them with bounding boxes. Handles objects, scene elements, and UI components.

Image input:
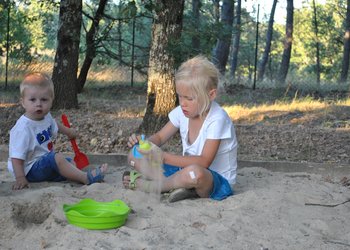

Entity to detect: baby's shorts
[26,151,69,182]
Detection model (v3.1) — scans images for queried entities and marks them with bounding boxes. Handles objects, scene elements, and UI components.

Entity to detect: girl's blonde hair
[20,72,54,99]
[175,55,219,117]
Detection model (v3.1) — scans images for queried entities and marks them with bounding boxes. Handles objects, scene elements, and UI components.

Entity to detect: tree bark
[212,0,220,23]
[138,0,185,135]
[257,0,277,81]
[339,0,350,84]
[191,0,201,53]
[213,0,234,75]
[52,0,82,109]
[312,0,321,86]
[277,0,293,86]
[230,0,241,81]
[77,0,108,93]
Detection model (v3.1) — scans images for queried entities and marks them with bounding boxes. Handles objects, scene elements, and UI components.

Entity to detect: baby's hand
[67,128,78,140]
[127,134,140,148]
[12,176,29,190]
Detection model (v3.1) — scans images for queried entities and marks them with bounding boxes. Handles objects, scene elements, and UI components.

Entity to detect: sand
[0,155,350,250]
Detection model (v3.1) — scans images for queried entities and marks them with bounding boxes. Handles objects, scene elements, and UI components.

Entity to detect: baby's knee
[53,152,71,168]
[54,152,64,162]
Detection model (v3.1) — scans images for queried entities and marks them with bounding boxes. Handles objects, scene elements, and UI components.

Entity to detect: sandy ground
[0,154,350,250]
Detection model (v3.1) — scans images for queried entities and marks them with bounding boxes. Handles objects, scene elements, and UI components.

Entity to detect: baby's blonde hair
[20,72,54,99]
[175,55,219,117]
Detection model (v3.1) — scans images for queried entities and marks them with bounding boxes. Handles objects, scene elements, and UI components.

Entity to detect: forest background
[0,0,349,165]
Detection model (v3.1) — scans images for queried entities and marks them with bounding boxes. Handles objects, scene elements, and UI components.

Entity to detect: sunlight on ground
[0,62,146,85]
[0,103,17,108]
[223,98,350,125]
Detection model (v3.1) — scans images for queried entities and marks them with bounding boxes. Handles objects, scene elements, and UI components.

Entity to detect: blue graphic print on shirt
[36,126,52,145]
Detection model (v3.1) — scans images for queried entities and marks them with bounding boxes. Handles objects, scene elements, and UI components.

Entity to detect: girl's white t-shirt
[169,101,238,184]
[7,113,58,177]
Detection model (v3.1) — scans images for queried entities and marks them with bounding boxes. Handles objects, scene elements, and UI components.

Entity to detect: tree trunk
[312,0,321,86]
[257,0,277,81]
[52,0,82,109]
[277,0,293,86]
[191,0,201,53]
[339,0,350,84]
[117,5,122,65]
[77,0,108,93]
[230,0,241,81]
[138,0,185,135]
[213,0,234,75]
[212,0,220,23]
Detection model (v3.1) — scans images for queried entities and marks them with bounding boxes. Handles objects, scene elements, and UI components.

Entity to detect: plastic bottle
[132,134,151,159]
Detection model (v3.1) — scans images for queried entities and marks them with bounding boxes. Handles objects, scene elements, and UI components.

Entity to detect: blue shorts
[163,164,234,201]
[26,151,69,182]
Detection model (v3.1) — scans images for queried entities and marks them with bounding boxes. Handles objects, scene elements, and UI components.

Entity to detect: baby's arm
[11,158,29,190]
[57,122,77,139]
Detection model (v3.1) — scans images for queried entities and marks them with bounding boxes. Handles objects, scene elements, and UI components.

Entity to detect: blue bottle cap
[132,145,143,159]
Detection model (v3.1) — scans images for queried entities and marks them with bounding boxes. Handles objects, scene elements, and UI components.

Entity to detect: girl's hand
[137,141,160,154]
[127,134,140,148]
[12,176,29,190]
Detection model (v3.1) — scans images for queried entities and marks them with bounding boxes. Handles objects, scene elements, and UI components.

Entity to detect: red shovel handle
[61,114,80,154]
[61,114,70,128]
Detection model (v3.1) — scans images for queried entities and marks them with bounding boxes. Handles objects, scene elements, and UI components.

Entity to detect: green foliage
[115,0,138,18]
[291,2,343,81]
[169,4,222,64]
[0,0,60,65]
[234,0,350,87]
[0,0,350,94]
[92,0,152,70]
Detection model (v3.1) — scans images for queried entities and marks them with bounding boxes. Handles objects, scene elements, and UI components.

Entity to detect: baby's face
[21,86,53,121]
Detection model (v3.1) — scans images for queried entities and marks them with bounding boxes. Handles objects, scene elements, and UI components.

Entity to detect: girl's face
[21,86,53,121]
[176,83,200,119]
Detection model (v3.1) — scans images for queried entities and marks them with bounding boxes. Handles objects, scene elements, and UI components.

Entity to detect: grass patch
[0,85,19,104]
[222,95,350,127]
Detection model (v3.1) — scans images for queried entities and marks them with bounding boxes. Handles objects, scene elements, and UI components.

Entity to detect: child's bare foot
[86,163,108,184]
[122,170,161,193]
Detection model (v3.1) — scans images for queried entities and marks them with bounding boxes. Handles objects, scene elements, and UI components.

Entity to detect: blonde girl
[124,56,238,202]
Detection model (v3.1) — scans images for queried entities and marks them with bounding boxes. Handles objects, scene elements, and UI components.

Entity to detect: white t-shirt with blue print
[7,112,58,177]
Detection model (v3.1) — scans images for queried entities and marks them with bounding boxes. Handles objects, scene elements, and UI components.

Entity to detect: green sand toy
[63,198,130,230]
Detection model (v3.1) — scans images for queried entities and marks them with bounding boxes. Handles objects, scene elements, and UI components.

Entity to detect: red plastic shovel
[61,114,89,170]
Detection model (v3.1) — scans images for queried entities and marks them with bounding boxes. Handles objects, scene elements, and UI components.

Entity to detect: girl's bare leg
[128,149,163,180]
[123,164,213,198]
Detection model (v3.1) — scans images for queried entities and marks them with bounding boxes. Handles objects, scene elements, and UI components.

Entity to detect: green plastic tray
[63,198,130,230]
